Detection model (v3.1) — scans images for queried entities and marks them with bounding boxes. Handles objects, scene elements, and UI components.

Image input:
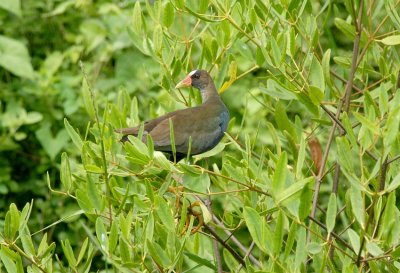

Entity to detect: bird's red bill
[175,75,192,88]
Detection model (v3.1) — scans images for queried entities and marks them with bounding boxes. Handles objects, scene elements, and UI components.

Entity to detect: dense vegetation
[1,0,400,272]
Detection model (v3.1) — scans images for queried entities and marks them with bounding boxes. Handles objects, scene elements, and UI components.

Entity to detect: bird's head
[175,70,211,90]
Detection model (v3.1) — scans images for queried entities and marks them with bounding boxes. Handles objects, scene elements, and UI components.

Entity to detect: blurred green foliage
[1,0,400,272]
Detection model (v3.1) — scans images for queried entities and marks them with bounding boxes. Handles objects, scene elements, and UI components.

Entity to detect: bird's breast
[188,105,229,155]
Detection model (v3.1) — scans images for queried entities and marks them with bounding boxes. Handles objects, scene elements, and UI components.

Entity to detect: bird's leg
[189,201,204,234]
[167,185,184,214]
[170,173,204,234]
[180,200,204,235]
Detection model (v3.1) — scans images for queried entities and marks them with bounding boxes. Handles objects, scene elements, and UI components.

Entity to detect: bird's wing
[115,112,176,136]
[148,113,187,149]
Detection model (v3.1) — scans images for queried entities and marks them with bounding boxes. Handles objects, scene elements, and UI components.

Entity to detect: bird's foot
[180,201,204,235]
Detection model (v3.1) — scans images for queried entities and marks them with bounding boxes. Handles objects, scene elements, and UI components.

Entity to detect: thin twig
[203,224,247,268]
[387,154,400,165]
[197,167,271,197]
[190,193,261,269]
[379,157,388,191]
[205,198,223,273]
[308,216,356,254]
[343,0,364,113]
[212,216,262,268]
[330,70,363,93]
[236,242,256,272]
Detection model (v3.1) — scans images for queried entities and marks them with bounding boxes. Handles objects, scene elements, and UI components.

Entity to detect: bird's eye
[192,73,200,79]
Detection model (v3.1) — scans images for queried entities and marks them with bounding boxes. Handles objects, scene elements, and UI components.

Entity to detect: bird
[115,69,230,161]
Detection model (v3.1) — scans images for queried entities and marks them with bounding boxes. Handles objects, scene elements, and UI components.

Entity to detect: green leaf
[294,228,307,268]
[76,189,94,213]
[0,0,21,17]
[96,217,108,251]
[273,211,284,255]
[326,193,337,233]
[386,172,400,193]
[4,203,20,240]
[243,206,267,253]
[289,27,297,57]
[20,227,36,256]
[64,118,83,150]
[296,134,306,178]
[336,137,354,172]
[378,35,400,45]
[341,112,357,147]
[366,241,384,256]
[284,222,297,259]
[153,24,163,54]
[334,18,355,39]
[76,238,88,264]
[60,152,72,192]
[119,237,130,263]
[38,235,56,261]
[347,228,360,253]
[153,152,173,171]
[260,79,297,100]
[35,123,69,160]
[295,92,319,116]
[350,186,365,228]
[309,85,324,105]
[309,56,325,91]
[307,242,323,254]
[41,51,64,77]
[272,151,287,195]
[385,0,400,30]
[45,0,75,16]
[392,245,400,259]
[0,246,23,273]
[80,19,106,52]
[163,2,174,28]
[25,112,43,124]
[155,196,175,232]
[275,101,297,140]
[84,164,103,174]
[276,177,314,204]
[183,173,210,193]
[322,49,332,86]
[147,240,171,267]
[184,252,216,270]
[270,36,281,66]
[145,213,154,242]
[198,201,212,224]
[131,1,142,34]
[82,78,96,119]
[185,5,219,22]
[61,240,77,267]
[0,35,34,79]
[383,101,400,149]
[298,186,313,220]
[353,111,378,133]
[87,175,103,212]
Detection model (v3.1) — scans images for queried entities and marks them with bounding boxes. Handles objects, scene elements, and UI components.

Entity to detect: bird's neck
[200,82,219,103]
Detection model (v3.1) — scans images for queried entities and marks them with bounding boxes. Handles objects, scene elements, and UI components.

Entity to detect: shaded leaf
[0,35,34,79]
[243,207,267,253]
[326,193,337,233]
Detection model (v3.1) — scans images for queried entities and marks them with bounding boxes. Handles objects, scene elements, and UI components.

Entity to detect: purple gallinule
[116,70,229,161]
